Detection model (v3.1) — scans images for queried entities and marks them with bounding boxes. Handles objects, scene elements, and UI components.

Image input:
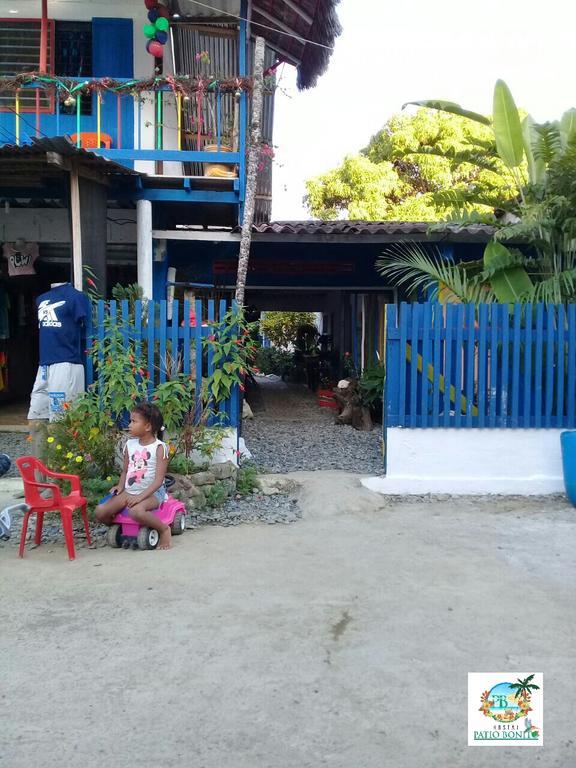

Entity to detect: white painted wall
[0,207,136,243]
[362,428,568,496]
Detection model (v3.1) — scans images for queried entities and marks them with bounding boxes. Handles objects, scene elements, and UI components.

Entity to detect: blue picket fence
[85,298,240,428]
[386,302,576,428]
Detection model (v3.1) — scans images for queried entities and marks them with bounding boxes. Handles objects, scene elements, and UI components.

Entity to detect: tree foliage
[260,311,317,349]
[305,108,517,221]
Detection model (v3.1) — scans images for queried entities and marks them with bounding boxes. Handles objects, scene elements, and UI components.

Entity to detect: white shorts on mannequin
[28,363,85,422]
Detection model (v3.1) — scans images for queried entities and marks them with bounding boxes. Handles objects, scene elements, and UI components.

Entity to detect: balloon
[157,4,171,18]
[155,16,169,32]
[147,40,164,57]
[144,0,157,9]
[155,30,168,44]
[143,23,156,38]
[147,9,159,22]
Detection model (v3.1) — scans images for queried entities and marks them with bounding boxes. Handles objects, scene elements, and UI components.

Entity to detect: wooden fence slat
[556,304,565,428]
[511,305,521,427]
[120,300,129,349]
[182,299,190,376]
[477,303,487,428]
[443,304,454,427]
[409,303,419,428]
[464,303,475,427]
[147,300,155,398]
[398,304,408,427]
[420,302,431,427]
[96,301,105,396]
[159,300,167,384]
[194,299,203,419]
[534,303,544,428]
[499,304,510,427]
[522,304,533,428]
[488,303,498,428]
[134,299,142,365]
[85,305,94,386]
[568,304,576,428]
[544,305,555,428]
[385,304,400,426]
[431,303,442,427]
[453,304,464,427]
[170,299,179,378]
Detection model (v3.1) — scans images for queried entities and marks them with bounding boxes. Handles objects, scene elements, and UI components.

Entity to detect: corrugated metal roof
[245,220,496,241]
[0,137,141,177]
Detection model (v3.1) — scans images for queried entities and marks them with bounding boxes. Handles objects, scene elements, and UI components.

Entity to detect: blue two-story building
[0,0,341,408]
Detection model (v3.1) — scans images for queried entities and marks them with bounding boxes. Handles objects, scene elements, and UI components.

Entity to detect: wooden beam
[281,0,313,25]
[69,165,83,290]
[252,4,304,39]
[46,152,109,186]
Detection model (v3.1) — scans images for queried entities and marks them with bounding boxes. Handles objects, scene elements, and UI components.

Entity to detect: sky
[271,0,576,221]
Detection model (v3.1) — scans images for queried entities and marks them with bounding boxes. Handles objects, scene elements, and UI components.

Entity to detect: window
[0,18,55,112]
[54,21,92,115]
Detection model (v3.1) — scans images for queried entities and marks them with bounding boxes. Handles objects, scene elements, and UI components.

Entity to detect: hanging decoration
[0,73,256,100]
[141,0,171,59]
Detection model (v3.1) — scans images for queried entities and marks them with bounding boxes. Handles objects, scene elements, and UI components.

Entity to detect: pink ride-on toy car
[107,495,187,550]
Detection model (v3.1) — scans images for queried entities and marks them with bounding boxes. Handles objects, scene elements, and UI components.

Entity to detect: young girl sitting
[95,402,172,550]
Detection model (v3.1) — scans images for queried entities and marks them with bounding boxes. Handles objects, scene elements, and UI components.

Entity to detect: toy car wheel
[107,524,122,548]
[137,526,159,550]
[171,512,186,535]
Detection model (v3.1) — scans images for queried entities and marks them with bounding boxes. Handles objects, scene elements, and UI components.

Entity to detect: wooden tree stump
[332,380,373,431]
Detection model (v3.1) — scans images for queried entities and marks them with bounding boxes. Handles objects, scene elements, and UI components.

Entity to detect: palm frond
[525,269,576,303]
[531,122,562,164]
[376,242,493,303]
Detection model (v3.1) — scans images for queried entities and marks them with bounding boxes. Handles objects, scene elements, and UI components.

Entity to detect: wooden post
[234,35,265,307]
[69,165,83,290]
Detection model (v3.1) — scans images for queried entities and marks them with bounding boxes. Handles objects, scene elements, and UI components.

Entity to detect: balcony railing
[0,74,250,181]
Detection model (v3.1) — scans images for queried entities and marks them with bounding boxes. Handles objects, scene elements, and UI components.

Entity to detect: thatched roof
[175,1,341,90]
[251,0,342,89]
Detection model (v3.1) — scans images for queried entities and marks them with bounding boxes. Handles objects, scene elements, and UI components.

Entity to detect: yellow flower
[106,476,112,482]
[47,436,55,444]
[56,444,62,451]
[61,465,66,470]
[66,452,73,459]
[75,456,83,463]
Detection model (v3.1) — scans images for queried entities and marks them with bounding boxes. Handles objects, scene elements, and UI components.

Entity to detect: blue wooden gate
[85,298,240,428]
[386,302,576,428]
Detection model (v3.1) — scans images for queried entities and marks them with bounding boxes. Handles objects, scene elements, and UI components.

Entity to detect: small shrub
[236,463,259,495]
[260,311,317,349]
[204,481,230,508]
[254,347,294,376]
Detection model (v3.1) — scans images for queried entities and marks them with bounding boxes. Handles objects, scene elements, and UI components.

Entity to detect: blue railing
[0,76,247,186]
[386,302,576,429]
[85,298,240,429]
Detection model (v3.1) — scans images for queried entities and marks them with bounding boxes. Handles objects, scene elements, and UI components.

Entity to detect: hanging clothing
[2,242,39,277]
[36,283,91,366]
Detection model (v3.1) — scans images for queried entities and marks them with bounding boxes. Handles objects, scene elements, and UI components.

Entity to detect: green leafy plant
[203,307,258,403]
[358,364,386,411]
[204,480,230,508]
[236,463,259,495]
[260,311,317,349]
[254,347,295,376]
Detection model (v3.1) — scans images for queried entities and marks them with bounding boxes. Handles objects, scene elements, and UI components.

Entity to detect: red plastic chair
[70,132,112,149]
[15,457,91,560]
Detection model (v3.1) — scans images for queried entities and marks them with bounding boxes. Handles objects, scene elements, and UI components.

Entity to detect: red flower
[208,335,216,342]
[86,277,97,289]
[239,383,245,392]
[344,352,351,357]
[252,367,260,373]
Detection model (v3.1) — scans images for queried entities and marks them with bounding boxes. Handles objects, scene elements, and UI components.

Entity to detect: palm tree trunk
[235,35,265,307]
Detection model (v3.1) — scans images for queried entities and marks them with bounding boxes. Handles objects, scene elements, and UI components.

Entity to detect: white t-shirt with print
[124,437,168,496]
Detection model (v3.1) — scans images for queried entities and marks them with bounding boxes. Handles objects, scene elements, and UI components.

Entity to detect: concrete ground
[1,472,575,767]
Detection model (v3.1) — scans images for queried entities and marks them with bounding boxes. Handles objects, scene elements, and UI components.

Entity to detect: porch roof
[0,137,142,180]
[244,220,497,243]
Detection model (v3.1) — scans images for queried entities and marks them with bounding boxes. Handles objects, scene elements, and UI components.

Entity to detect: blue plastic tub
[560,431,576,506]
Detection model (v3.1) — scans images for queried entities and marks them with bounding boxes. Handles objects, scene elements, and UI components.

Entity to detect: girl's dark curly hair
[132,402,165,439]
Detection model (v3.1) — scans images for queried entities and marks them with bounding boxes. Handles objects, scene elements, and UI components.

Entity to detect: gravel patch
[0,432,28,478]
[242,419,384,475]
[0,491,302,552]
[188,492,301,527]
